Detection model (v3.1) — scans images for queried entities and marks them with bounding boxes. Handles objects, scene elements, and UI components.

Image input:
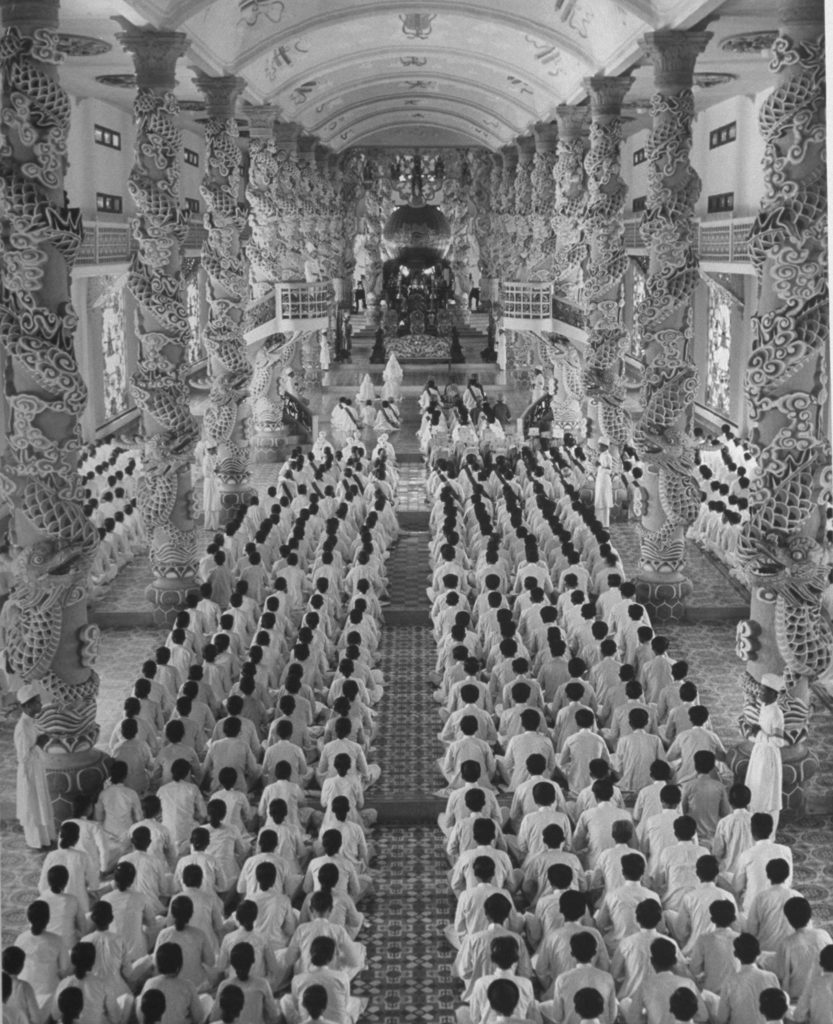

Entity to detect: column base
[727,738,820,821]
[633,574,693,622]
[251,431,287,463]
[145,576,201,626]
[45,746,109,824]
[217,484,256,525]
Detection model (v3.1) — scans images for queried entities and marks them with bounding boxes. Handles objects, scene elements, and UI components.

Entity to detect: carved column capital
[533,120,559,154]
[555,105,589,140]
[113,18,188,91]
[297,133,318,165]
[0,0,58,31]
[641,30,712,91]
[274,120,302,153]
[585,75,634,116]
[500,144,519,172]
[192,71,246,122]
[516,135,536,165]
[246,104,280,140]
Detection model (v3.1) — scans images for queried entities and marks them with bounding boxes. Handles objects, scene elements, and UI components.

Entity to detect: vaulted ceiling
[54,0,782,149]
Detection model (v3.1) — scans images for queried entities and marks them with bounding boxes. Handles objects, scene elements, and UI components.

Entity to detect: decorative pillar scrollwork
[552,106,588,298]
[115,19,200,622]
[529,122,558,283]
[0,0,105,820]
[582,76,634,456]
[632,31,711,622]
[732,0,829,815]
[193,72,253,524]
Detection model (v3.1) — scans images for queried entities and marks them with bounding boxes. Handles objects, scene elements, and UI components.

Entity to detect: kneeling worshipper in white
[15,683,57,850]
[374,400,401,433]
[331,398,362,445]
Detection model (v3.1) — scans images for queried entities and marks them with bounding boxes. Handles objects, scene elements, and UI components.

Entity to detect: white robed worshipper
[319,328,331,372]
[531,367,549,405]
[357,374,375,403]
[383,353,403,396]
[594,436,614,528]
[330,397,361,445]
[373,400,401,433]
[746,673,787,833]
[15,683,57,850]
[419,378,441,413]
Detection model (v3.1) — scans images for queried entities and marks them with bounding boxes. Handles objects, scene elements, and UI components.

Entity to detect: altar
[388,332,455,362]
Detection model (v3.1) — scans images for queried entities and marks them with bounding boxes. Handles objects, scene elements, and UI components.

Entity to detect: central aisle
[351,447,458,1022]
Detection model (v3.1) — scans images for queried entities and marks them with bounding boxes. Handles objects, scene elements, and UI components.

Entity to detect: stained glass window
[186,276,204,363]
[100,277,128,420]
[706,281,733,416]
[629,263,646,358]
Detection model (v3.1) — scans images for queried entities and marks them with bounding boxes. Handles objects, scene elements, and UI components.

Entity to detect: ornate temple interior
[0,0,830,1020]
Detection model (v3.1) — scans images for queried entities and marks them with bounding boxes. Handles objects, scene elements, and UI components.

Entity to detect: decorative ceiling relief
[403,79,436,90]
[507,75,533,96]
[525,36,565,77]
[264,38,310,82]
[555,0,591,40]
[694,72,737,88]
[57,33,111,57]
[719,32,778,55]
[237,0,286,27]
[290,80,318,105]
[94,73,136,88]
[400,55,428,66]
[400,13,436,39]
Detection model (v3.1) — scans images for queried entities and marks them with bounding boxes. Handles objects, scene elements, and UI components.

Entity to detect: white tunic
[15,711,55,848]
[746,701,785,815]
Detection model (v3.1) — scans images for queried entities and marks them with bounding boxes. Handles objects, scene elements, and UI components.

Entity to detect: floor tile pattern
[350,827,457,1024]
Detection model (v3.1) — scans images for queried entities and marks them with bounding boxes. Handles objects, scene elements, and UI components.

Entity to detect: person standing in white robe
[746,673,787,834]
[202,445,220,531]
[319,329,331,373]
[15,683,56,850]
[594,437,613,528]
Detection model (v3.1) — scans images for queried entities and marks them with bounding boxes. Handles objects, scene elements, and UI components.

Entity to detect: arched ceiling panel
[51,1,783,151]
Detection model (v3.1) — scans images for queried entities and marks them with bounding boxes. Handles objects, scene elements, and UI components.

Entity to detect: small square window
[709,122,737,149]
[96,192,123,213]
[184,148,199,167]
[707,191,734,213]
[185,197,201,215]
[632,195,646,213]
[633,147,647,166]
[94,124,121,150]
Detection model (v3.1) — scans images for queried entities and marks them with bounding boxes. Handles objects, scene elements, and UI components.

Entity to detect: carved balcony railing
[501,281,554,330]
[624,215,756,264]
[75,219,208,266]
[276,282,333,328]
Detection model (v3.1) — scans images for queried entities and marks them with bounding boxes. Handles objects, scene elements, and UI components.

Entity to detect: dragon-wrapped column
[552,106,588,300]
[582,76,634,462]
[632,31,711,622]
[731,0,830,817]
[193,72,253,524]
[115,20,200,623]
[0,0,106,822]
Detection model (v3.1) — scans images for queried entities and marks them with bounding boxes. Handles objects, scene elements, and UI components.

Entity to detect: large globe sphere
[382,202,451,267]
